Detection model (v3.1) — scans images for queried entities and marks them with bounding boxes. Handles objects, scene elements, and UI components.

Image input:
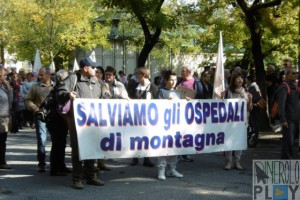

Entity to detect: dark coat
[277,81,300,122]
[56,72,102,105]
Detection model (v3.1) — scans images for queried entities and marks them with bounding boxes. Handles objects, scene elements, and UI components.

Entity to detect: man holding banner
[57,58,104,189]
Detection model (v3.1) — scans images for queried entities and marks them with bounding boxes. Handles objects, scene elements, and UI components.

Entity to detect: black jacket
[277,81,300,122]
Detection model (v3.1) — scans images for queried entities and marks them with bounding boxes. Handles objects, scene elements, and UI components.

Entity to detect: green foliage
[4,0,110,67]
[2,0,298,70]
[260,0,298,66]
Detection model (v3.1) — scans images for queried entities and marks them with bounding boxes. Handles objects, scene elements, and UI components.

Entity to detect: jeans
[225,151,242,163]
[157,156,178,170]
[35,119,47,167]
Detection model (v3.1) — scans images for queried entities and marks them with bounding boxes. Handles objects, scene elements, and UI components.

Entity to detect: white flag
[72,58,79,72]
[49,60,55,72]
[33,49,42,73]
[89,50,96,62]
[212,32,225,99]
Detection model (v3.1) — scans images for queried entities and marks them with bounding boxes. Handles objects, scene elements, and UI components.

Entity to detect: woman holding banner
[156,70,183,180]
[130,67,157,167]
[223,71,252,170]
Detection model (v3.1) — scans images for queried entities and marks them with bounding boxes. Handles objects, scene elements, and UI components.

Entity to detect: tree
[236,0,282,92]
[4,0,110,68]
[186,0,297,80]
[181,0,298,131]
[99,0,183,68]
[0,0,10,63]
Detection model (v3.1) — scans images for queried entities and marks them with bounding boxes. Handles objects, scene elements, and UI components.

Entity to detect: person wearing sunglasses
[57,58,104,189]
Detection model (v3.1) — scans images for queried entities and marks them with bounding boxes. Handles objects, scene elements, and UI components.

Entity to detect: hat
[79,58,96,68]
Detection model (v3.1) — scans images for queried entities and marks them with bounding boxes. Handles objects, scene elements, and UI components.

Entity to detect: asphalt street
[0,127,299,200]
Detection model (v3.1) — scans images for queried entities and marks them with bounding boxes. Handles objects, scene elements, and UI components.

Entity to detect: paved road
[0,128,299,200]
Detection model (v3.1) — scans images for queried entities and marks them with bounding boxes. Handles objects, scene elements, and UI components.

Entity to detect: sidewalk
[0,127,299,200]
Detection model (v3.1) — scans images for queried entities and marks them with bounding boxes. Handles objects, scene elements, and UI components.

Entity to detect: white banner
[74,99,248,160]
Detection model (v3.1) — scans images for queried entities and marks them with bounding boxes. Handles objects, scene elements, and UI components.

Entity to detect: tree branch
[253,0,260,6]
[236,0,249,14]
[251,0,282,12]
[137,15,151,40]
[155,0,164,13]
[262,45,278,59]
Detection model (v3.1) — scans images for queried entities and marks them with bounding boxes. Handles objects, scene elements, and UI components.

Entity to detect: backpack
[270,82,290,120]
[56,72,79,115]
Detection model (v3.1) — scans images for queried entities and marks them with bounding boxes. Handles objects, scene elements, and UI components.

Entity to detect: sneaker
[72,181,84,189]
[270,123,282,132]
[37,165,46,173]
[86,178,104,186]
[0,164,12,169]
[158,173,166,180]
[166,169,183,178]
[224,162,232,170]
[158,167,166,180]
[234,162,244,170]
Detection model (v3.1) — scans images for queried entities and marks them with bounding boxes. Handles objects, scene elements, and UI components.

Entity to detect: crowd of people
[0,58,299,189]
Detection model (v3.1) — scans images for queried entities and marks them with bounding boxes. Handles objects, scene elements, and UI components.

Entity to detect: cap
[79,58,96,68]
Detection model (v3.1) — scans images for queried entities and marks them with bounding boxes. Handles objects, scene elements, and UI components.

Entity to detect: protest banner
[73,99,247,160]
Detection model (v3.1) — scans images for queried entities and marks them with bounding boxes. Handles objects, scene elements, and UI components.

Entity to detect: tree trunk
[240,47,251,69]
[138,35,160,68]
[0,45,4,63]
[243,9,270,131]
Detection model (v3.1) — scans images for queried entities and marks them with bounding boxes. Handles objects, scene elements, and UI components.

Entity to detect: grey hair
[40,66,52,74]
[182,65,194,74]
[284,67,295,76]
[56,69,69,82]
[267,64,275,71]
